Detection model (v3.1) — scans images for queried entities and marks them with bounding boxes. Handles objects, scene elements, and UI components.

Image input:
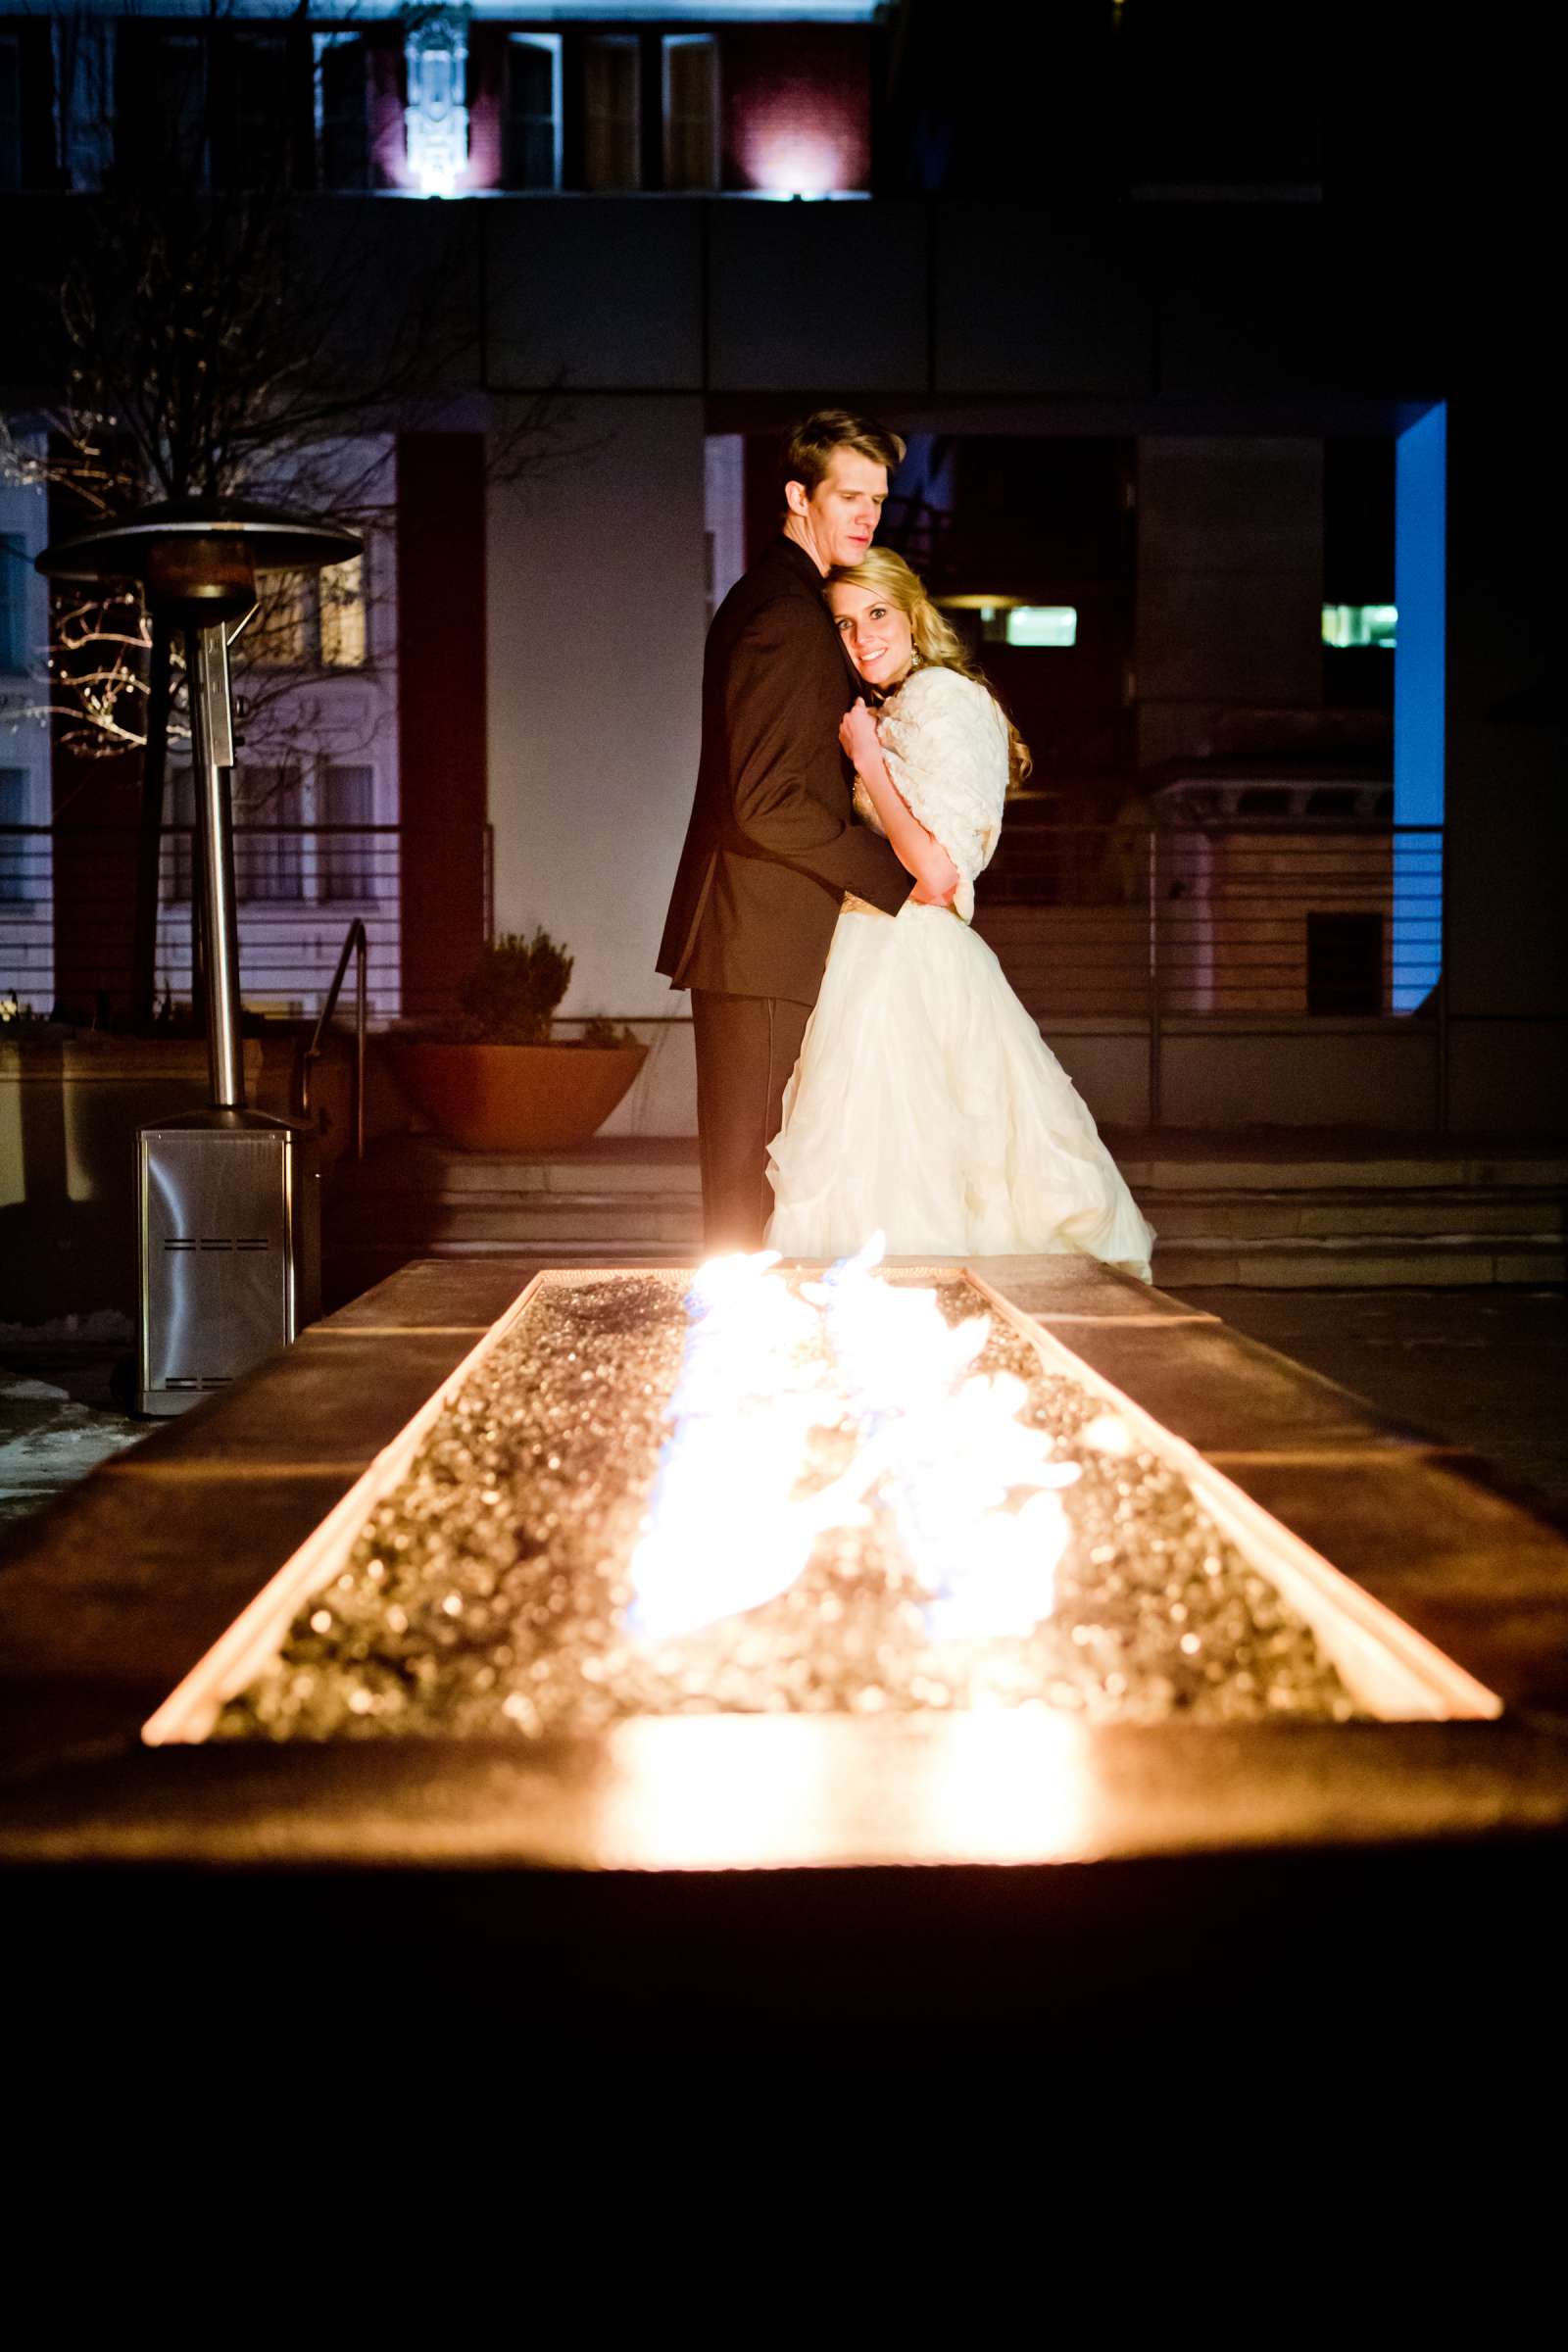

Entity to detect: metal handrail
[299,917,368,1160]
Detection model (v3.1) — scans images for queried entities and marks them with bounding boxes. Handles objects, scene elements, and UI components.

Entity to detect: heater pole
[186,619,246,1109]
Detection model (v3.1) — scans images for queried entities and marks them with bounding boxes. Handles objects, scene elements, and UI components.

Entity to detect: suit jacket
[657,535,908,1004]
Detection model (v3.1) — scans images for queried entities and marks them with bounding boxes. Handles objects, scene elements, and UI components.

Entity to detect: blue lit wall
[1393,402,1446,1011]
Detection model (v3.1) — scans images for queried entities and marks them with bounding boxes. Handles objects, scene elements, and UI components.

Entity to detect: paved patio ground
[1169,1287,1568,1521]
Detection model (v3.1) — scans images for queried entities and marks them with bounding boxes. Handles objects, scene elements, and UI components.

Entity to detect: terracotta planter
[389,1039,649,1152]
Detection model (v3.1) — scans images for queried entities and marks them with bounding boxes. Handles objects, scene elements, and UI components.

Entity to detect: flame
[627,1238,1079,1647]
[626,1251,832,1642]
[807,1239,1079,1640]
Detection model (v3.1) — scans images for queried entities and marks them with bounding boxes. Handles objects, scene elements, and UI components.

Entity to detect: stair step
[323,1136,1567,1292]
[1119,1157,1568,1193]
[1151,1236,1568,1290]
[329,1237,688,1268]
[334,1147,703,1200]
[326,1197,703,1247]
[332,1186,1565,1240]
[1136,1189,1567,1241]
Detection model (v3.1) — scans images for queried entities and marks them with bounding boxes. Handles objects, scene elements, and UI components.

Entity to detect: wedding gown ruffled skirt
[766,901,1154,1277]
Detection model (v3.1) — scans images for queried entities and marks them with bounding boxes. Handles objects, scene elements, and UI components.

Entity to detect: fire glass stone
[213,1271,1357,1741]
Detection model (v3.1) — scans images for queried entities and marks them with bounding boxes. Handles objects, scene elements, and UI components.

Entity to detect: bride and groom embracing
[657,408,1153,1281]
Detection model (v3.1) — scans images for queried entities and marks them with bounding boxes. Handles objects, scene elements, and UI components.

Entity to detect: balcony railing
[974,816,1442,1011]
[2,812,1447,1116]
[0,824,492,1026]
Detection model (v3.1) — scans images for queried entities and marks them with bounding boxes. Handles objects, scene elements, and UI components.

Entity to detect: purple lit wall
[723,28,870,196]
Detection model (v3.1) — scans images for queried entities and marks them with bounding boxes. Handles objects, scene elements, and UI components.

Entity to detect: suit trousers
[690,988,811,1254]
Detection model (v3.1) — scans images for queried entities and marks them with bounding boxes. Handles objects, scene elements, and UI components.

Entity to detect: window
[253,571,312,668]
[0,767,34,905]
[0,533,27,670]
[0,36,22,193]
[585,36,641,191]
[164,766,195,904]
[316,34,370,191]
[251,559,367,669]
[59,22,114,192]
[1322,603,1396,649]
[981,605,1078,648]
[506,34,561,190]
[229,30,292,189]
[321,764,375,901]
[404,15,468,198]
[234,767,303,905]
[152,32,209,185]
[318,556,367,669]
[1307,910,1384,1016]
[662,35,717,191]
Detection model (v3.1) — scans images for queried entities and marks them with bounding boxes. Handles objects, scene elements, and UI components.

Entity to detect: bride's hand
[839,699,879,765]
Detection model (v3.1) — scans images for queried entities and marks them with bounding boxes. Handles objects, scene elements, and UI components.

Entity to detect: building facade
[2,3,1562,1135]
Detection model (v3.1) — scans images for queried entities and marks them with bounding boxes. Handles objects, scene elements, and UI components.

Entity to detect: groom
[658,409,956,1252]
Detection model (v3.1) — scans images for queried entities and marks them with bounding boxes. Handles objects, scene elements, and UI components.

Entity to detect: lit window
[507,34,562,191]
[404,15,469,199]
[318,556,367,669]
[979,605,1078,648]
[251,559,367,670]
[253,571,311,668]
[1322,603,1396,649]
[663,35,717,192]
[585,36,641,191]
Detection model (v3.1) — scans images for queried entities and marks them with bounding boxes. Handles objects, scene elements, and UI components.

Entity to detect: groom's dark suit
[657,535,907,1250]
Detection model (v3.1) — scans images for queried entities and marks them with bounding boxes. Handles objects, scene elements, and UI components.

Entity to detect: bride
[766,548,1154,1279]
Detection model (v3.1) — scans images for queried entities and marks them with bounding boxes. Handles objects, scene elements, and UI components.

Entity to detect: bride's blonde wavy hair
[828,545,1033,793]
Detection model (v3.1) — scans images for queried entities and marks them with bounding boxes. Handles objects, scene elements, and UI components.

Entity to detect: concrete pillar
[485,394,706,1021]
[397,432,489,1018]
[1442,400,1568,1129]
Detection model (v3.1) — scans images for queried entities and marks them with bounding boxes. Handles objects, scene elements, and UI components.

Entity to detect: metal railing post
[301,916,368,1160]
[355,919,368,1161]
[1437,830,1450,1132]
[1147,820,1162,1127]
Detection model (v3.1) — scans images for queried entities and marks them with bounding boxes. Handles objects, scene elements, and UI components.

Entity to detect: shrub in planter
[389,930,648,1152]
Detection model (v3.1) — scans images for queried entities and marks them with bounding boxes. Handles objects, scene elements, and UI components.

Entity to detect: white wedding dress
[766,664,1155,1277]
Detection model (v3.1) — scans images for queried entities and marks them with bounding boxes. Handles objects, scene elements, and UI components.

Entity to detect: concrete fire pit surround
[4,1252,1568,2071]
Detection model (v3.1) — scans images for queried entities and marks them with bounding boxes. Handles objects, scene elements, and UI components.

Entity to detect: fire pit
[145,1251,1495,1747]
[7,1248,1567,2081]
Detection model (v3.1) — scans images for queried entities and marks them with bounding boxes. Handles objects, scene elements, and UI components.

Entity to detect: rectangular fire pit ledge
[3,1251,1568,2077]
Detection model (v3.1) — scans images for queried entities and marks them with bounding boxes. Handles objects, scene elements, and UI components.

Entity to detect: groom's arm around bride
[657,410,911,1252]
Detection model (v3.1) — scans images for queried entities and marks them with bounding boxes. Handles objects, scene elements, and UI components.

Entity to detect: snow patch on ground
[0,1351,144,1529]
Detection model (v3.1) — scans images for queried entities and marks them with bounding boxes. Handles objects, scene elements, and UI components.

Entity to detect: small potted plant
[388,929,648,1152]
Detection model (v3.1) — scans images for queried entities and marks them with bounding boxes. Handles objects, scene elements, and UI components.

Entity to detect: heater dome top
[35,500,364,587]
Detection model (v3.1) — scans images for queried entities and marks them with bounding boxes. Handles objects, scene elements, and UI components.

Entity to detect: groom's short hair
[779,410,906,503]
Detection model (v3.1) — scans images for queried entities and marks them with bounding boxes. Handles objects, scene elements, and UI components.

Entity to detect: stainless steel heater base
[137,1108,321,1417]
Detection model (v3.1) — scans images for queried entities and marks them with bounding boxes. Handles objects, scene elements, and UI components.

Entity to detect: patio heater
[36,503,364,1415]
